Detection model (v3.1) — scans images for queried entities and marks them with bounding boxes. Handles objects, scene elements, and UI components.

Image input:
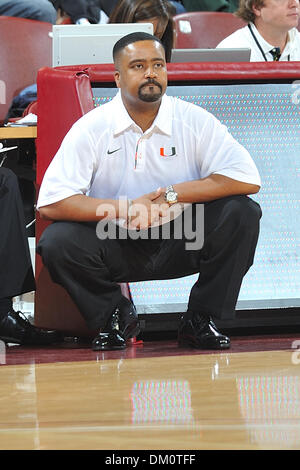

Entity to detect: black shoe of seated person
[0,309,64,346]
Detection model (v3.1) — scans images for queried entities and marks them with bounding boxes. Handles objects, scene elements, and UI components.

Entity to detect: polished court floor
[1,332,300,450]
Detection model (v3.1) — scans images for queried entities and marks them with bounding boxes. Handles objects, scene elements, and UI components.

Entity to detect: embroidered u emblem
[160,147,176,157]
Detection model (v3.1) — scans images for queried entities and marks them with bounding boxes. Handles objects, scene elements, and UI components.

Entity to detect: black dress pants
[37,195,262,330]
[0,168,35,298]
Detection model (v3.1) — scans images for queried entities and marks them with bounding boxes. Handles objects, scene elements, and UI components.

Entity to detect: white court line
[0,422,300,433]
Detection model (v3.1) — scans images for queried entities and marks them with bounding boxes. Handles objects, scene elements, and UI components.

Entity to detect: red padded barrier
[36,68,94,186]
[54,61,300,84]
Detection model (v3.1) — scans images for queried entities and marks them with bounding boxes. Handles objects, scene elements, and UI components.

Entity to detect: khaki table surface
[0,126,37,139]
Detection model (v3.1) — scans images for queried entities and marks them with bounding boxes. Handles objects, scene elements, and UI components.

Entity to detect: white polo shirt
[217,23,300,61]
[37,91,261,208]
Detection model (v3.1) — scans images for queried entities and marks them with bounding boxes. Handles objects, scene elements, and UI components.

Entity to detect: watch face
[167,191,177,203]
[168,192,176,201]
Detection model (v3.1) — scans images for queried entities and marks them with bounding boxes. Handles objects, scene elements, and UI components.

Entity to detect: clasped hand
[126,188,170,230]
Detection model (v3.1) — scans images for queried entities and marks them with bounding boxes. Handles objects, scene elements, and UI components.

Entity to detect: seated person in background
[0,0,57,24]
[103,0,185,17]
[217,0,300,61]
[51,0,107,24]
[0,166,62,346]
[37,32,262,352]
[170,1,187,13]
[108,0,176,62]
[182,0,239,12]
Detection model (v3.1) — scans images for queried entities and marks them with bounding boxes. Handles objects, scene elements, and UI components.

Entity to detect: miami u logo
[160,147,176,157]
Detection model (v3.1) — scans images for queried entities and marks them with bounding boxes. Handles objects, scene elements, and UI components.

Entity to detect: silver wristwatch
[164,185,178,205]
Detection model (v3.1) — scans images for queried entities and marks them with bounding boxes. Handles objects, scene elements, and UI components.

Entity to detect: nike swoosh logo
[107,148,121,155]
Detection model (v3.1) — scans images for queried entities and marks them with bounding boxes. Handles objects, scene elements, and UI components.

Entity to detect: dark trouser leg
[187,195,262,319]
[0,168,35,299]
[0,168,64,345]
[37,220,169,329]
[37,221,124,330]
[37,195,261,329]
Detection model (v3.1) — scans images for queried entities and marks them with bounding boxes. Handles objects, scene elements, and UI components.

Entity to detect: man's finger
[159,203,169,217]
[149,187,164,201]
[128,216,142,230]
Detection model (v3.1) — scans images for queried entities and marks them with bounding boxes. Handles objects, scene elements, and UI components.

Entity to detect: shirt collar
[112,91,172,136]
[150,94,172,136]
[250,22,295,57]
[285,28,298,54]
[112,91,134,135]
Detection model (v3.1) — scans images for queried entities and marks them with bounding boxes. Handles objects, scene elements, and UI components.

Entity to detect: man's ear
[252,3,262,18]
[114,71,121,88]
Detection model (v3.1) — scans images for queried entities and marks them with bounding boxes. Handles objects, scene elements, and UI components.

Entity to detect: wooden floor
[0,336,300,450]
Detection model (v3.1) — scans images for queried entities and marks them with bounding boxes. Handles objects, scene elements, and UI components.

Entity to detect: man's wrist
[114,198,131,219]
[164,185,178,205]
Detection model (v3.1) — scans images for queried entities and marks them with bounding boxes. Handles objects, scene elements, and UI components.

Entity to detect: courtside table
[0,126,37,139]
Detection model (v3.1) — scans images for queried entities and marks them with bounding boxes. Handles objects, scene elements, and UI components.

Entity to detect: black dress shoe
[178,312,230,350]
[92,310,126,351]
[0,310,63,346]
[117,297,140,340]
[91,299,140,351]
[92,330,126,351]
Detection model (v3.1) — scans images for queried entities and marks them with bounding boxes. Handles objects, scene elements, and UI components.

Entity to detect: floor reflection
[237,374,300,448]
[131,380,194,424]
[0,348,300,449]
